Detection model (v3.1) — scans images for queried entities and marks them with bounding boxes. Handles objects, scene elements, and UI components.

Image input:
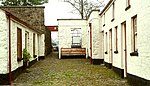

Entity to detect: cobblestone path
[13,52,130,86]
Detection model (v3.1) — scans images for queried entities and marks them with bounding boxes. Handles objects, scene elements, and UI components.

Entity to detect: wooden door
[109,29,113,66]
[124,23,127,77]
[33,33,35,57]
[122,22,127,77]
[89,23,92,64]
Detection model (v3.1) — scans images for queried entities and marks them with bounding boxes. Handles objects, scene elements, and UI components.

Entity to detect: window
[37,34,40,55]
[114,26,118,53]
[71,28,81,48]
[132,16,137,52]
[127,0,130,6]
[103,13,105,27]
[125,0,131,11]
[25,31,29,50]
[105,32,108,54]
[17,28,22,61]
[111,2,115,22]
[33,33,36,58]
[130,15,138,56]
[109,29,112,53]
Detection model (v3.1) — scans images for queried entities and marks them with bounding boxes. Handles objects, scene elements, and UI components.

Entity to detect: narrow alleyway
[13,52,129,86]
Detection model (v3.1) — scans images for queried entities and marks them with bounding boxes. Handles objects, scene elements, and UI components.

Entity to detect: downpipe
[8,14,12,85]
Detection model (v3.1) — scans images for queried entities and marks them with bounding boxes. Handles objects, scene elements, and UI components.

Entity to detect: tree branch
[64,0,105,19]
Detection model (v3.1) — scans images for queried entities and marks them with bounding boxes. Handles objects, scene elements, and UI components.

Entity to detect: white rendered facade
[87,10,104,63]
[0,9,45,74]
[101,0,150,82]
[58,19,88,59]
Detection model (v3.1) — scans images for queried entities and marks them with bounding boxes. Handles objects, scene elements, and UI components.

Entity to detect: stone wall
[0,6,45,33]
[45,27,52,56]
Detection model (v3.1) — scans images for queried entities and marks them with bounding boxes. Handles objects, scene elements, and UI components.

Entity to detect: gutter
[8,14,12,85]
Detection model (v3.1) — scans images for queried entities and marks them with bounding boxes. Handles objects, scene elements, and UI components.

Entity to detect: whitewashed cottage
[56,0,150,85]
[0,9,45,84]
[100,0,150,85]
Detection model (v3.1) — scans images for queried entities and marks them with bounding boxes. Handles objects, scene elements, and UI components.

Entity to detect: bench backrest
[61,48,86,53]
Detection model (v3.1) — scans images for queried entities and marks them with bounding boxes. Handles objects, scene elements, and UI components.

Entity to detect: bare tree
[64,0,105,19]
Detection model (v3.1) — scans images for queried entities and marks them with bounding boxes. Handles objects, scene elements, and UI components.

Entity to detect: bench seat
[61,48,86,57]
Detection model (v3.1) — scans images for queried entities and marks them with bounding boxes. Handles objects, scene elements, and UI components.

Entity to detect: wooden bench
[61,48,86,57]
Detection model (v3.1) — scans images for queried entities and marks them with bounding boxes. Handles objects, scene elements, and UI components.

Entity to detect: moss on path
[13,52,129,86]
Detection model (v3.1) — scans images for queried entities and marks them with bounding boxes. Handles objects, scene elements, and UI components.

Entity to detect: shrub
[23,48,31,62]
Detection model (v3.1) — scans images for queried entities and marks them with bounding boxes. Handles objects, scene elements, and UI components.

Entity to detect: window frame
[33,33,37,58]
[103,13,106,27]
[25,31,29,50]
[130,15,138,56]
[111,2,115,22]
[125,0,131,11]
[17,28,22,61]
[105,32,108,54]
[71,28,82,48]
[127,0,130,6]
[114,26,118,53]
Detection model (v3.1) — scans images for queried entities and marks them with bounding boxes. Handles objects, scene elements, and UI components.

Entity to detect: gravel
[13,52,130,86]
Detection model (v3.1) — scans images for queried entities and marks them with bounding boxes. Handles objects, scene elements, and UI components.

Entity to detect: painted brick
[58,19,88,59]
[101,0,150,80]
[0,9,45,74]
[0,10,9,74]
[88,10,104,59]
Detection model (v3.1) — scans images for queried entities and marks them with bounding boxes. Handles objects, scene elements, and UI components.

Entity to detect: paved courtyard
[13,52,130,86]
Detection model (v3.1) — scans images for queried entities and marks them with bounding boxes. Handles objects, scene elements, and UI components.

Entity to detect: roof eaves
[46,26,58,27]
[99,0,113,16]
[4,10,42,34]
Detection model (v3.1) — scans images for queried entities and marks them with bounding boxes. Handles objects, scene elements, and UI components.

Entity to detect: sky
[0,0,109,26]
[44,0,80,26]
[44,0,109,26]
[44,0,109,42]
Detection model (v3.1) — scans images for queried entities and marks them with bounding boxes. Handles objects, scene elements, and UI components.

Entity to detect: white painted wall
[0,9,45,74]
[58,19,88,59]
[10,19,45,72]
[38,34,45,56]
[126,0,150,80]
[101,0,114,65]
[87,10,104,59]
[101,0,150,80]
[0,9,9,74]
